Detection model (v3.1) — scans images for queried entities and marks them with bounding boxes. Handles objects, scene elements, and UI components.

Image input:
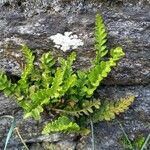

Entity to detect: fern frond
[83,15,125,98]
[58,51,76,78]
[113,96,135,115]
[60,74,77,96]
[110,47,125,61]
[42,116,80,134]
[50,52,76,99]
[85,47,125,97]
[50,68,64,99]
[0,72,10,91]
[24,105,44,120]
[40,52,55,88]
[21,88,51,120]
[25,88,51,111]
[40,52,55,70]
[24,72,76,118]
[92,96,135,122]
[18,45,35,89]
[94,14,108,64]
[0,72,16,96]
[72,70,88,98]
[52,100,101,117]
[30,89,51,105]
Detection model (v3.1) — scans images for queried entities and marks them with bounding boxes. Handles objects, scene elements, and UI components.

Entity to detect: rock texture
[0,0,149,149]
[79,85,150,150]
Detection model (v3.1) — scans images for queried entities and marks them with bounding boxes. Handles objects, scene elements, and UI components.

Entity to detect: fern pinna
[0,14,134,135]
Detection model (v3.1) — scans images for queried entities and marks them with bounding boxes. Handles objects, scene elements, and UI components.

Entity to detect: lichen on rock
[49,32,84,52]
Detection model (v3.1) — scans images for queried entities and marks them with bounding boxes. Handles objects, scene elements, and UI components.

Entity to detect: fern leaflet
[42,116,80,134]
[92,96,134,122]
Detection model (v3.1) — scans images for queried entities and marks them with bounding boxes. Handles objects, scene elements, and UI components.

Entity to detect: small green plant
[0,14,134,135]
[0,115,29,150]
[119,121,150,150]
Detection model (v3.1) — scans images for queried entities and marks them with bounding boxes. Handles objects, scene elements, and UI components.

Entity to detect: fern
[94,14,108,64]
[40,52,55,88]
[0,14,134,135]
[42,116,80,134]
[0,72,10,91]
[52,100,100,117]
[18,45,35,88]
[92,96,135,122]
[83,16,125,97]
[22,52,77,119]
[0,72,16,96]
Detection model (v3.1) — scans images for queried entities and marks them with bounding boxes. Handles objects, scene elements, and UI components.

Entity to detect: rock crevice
[0,0,149,149]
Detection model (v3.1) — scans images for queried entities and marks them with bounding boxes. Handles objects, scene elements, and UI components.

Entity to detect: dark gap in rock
[5,71,20,83]
[3,1,10,7]
[116,0,123,6]
[18,1,22,7]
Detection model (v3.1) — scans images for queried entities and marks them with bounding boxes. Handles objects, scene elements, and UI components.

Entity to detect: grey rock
[0,93,76,149]
[0,0,149,84]
[0,0,150,149]
[77,84,150,150]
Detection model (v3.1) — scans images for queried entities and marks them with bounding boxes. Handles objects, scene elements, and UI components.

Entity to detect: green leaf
[24,105,43,120]
[53,100,101,118]
[110,47,125,61]
[42,116,80,134]
[94,14,108,64]
[40,52,55,88]
[18,45,35,89]
[133,136,145,149]
[92,96,135,122]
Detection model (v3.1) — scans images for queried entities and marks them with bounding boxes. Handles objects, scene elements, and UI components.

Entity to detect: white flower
[49,32,84,52]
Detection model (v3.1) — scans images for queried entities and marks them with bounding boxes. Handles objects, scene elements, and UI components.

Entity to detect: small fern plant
[0,14,134,135]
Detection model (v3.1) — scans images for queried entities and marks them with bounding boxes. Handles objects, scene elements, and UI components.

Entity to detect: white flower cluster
[49,32,84,52]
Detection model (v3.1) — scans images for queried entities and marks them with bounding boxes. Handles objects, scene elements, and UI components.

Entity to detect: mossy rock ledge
[0,0,149,149]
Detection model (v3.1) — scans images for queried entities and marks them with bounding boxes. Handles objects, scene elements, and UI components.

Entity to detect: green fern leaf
[110,47,125,61]
[50,68,64,99]
[0,72,16,96]
[92,96,135,122]
[42,116,80,134]
[28,89,51,111]
[50,52,76,99]
[24,105,44,120]
[18,45,35,90]
[94,14,108,64]
[60,74,77,96]
[58,51,76,78]
[52,100,100,118]
[74,70,88,97]
[86,61,111,97]
[0,72,9,90]
[40,52,55,88]
[84,15,125,98]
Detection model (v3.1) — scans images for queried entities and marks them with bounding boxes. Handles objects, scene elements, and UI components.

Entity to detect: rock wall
[0,0,149,149]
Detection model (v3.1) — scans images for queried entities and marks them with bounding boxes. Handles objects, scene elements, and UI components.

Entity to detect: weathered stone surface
[0,94,76,149]
[79,84,150,150]
[0,0,149,84]
[0,0,150,149]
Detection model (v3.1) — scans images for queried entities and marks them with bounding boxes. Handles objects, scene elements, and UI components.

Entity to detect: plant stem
[118,121,134,150]
[2,115,16,150]
[15,127,29,150]
[90,120,95,150]
[140,133,150,150]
